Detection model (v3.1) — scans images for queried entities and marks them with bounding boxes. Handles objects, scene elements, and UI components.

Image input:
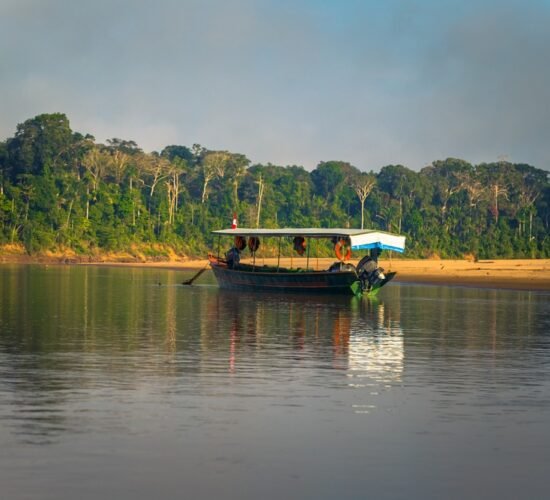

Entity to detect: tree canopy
[0,113,548,259]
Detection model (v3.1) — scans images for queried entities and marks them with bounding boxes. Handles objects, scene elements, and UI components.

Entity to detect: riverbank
[89,257,550,291]
[2,245,548,291]
[377,258,550,291]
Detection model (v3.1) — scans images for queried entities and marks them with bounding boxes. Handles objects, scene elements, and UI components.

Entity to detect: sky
[1,0,549,171]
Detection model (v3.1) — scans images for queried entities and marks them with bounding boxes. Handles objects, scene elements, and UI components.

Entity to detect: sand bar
[78,257,550,291]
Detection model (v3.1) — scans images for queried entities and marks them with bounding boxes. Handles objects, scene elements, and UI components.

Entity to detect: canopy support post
[316,238,319,270]
[277,237,281,272]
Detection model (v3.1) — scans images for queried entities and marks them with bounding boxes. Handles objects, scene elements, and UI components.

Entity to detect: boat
[207,228,406,296]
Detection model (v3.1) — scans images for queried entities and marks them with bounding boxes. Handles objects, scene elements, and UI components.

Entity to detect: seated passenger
[225,247,241,269]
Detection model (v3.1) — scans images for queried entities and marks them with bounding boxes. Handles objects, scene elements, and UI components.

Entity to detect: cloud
[0,0,548,171]
[412,1,550,166]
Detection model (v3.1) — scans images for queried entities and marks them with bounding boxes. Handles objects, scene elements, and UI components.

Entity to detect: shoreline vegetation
[1,114,549,264]
[1,113,549,293]
[2,245,549,291]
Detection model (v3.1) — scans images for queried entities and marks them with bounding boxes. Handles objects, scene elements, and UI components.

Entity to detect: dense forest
[0,113,549,259]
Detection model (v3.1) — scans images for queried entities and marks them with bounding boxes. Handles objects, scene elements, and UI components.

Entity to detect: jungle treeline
[0,113,548,259]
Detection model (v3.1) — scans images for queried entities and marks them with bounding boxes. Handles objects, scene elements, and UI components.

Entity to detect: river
[1,264,549,499]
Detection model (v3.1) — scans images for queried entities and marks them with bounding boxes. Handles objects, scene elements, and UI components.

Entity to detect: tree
[0,141,7,195]
[312,161,350,202]
[106,138,141,155]
[420,159,471,223]
[1,112,549,259]
[378,164,419,233]
[161,145,194,164]
[255,174,265,228]
[81,146,110,192]
[165,158,187,225]
[6,113,73,178]
[108,150,131,184]
[456,170,485,208]
[513,164,547,240]
[478,161,511,224]
[138,153,171,200]
[200,151,231,203]
[352,173,375,229]
[226,153,250,209]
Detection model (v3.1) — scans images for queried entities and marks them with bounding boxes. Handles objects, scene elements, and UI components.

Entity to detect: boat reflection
[209,290,404,384]
[348,301,404,383]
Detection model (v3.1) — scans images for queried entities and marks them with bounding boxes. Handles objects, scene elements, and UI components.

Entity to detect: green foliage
[0,113,549,259]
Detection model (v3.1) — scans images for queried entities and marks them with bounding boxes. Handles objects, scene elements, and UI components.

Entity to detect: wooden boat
[208,228,406,296]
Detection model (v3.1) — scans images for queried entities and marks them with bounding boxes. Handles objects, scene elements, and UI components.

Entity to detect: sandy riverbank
[1,247,549,291]
[80,257,550,291]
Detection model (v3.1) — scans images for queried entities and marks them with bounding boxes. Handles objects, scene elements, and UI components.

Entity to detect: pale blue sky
[1,0,549,170]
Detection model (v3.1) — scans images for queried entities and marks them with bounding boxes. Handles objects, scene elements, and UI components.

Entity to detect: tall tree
[165,158,187,225]
[7,113,74,177]
[478,161,511,224]
[421,159,471,223]
[352,173,376,229]
[378,164,419,233]
[0,141,7,195]
[226,153,250,209]
[200,151,231,203]
[513,164,547,239]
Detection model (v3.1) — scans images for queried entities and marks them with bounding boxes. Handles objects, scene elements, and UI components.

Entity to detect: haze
[1,0,549,171]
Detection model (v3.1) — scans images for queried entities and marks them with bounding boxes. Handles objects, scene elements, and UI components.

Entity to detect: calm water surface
[1,264,549,499]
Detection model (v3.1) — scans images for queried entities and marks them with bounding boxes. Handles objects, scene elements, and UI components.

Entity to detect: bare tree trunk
[86,187,90,220]
[399,198,403,234]
[256,175,264,228]
[201,178,210,204]
[353,175,375,230]
[65,199,74,229]
[493,185,499,223]
[233,180,239,208]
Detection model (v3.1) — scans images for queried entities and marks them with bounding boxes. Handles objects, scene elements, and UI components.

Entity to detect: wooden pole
[182,265,209,285]
[277,237,281,272]
[316,239,319,270]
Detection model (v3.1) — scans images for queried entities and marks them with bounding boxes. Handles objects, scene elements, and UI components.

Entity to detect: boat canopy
[212,228,406,253]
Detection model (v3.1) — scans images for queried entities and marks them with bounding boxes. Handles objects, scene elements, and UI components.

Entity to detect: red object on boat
[231,213,237,229]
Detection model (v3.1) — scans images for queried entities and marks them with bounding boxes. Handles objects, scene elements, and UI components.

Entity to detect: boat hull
[210,264,359,295]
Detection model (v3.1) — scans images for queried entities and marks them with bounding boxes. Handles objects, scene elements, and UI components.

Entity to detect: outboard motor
[356,251,386,292]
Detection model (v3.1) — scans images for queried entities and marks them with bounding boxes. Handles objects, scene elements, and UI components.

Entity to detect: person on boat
[225,246,241,269]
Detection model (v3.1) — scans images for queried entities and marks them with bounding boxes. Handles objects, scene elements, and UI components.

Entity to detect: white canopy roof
[212,228,406,253]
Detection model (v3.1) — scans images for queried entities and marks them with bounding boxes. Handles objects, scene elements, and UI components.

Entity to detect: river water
[0,264,549,499]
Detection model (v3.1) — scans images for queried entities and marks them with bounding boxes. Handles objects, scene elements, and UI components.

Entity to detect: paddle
[182,266,209,286]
